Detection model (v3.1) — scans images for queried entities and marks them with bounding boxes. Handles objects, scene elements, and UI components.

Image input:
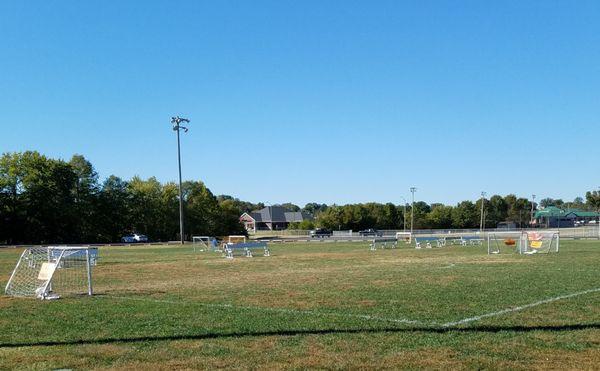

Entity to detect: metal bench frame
[224,242,270,259]
[369,238,399,251]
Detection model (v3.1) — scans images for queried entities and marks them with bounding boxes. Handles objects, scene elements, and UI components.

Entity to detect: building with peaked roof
[532,206,600,228]
[240,206,313,232]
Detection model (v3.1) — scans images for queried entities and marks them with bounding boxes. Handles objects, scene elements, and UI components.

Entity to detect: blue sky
[1,1,599,206]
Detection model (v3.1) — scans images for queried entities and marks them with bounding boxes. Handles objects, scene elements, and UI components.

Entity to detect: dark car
[358,228,383,237]
[121,234,149,243]
[310,228,332,238]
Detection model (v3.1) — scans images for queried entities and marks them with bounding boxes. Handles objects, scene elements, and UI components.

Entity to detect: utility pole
[480,192,486,232]
[171,116,190,245]
[400,196,408,232]
[410,187,417,236]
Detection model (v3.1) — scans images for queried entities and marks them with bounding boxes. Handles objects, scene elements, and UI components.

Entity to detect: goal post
[487,231,559,255]
[487,231,524,255]
[228,235,246,244]
[192,236,217,252]
[520,231,559,255]
[5,246,98,300]
[395,232,412,244]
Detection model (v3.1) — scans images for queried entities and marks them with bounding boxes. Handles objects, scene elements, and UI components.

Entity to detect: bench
[445,236,463,245]
[414,237,445,249]
[460,236,484,246]
[224,241,270,259]
[369,238,398,251]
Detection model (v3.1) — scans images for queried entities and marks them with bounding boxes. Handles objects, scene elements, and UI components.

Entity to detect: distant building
[240,206,313,232]
[532,206,600,228]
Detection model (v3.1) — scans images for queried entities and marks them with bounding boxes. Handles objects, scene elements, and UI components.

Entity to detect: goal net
[395,232,412,244]
[520,231,559,255]
[487,232,524,255]
[488,231,559,255]
[192,236,217,252]
[5,246,97,300]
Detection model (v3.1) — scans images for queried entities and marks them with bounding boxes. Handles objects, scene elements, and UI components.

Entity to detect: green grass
[0,240,599,369]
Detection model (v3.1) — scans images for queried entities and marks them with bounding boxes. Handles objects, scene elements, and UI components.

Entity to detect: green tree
[96,176,131,242]
[427,205,453,229]
[585,190,600,210]
[69,155,100,241]
[451,201,478,229]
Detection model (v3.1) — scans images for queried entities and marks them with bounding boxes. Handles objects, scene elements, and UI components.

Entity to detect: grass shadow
[1,323,598,348]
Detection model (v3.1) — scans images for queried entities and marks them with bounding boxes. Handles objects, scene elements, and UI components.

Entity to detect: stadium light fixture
[410,188,417,235]
[171,116,190,245]
[480,192,487,232]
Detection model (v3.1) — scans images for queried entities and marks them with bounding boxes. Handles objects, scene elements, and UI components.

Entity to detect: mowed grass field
[0,240,599,369]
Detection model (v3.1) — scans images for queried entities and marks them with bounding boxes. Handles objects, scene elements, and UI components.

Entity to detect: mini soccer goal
[487,232,523,254]
[520,231,560,255]
[488,231,559,255]
[5,246,97,300]
[227,235,246,244]
[192,236,217,252]
[395,232,412,244]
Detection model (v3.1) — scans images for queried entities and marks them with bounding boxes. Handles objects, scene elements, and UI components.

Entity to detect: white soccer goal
[488,231,559,255]
[395,232,412,244]
[520,231,559,255]
[487,231,524,255]
[5,246,97,300]
[192,236,217,252]
[228,235,246,244]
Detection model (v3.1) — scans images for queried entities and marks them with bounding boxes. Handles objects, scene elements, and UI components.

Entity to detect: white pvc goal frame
[395,232,412,244]
[5,246,97,300]
[520,231,560,255]
[192,236,217,252]
[488,231,559,255]
[487,231,523,255]
[228,235,246,244]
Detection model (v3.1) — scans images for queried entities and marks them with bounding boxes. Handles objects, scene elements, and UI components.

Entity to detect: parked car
[358,228,383,237]
[121,234,149,243]
[310,228,332,238]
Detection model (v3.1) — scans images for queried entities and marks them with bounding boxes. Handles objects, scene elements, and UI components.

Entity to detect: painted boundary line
[111,296,424,326]
[113,287,600,330]
[442,287,600,327]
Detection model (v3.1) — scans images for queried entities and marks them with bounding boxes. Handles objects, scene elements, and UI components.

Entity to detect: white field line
[442,287,600,327]
[111,296,425,326]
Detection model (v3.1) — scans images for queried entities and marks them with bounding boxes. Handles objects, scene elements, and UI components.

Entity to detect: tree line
[2,151,600,244]
[0,151,245,244]
[276,196,600,232]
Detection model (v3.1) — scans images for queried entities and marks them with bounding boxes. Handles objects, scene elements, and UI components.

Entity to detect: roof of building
[244,206,313,223]
[565,210,600,218]
[534,206,600,218]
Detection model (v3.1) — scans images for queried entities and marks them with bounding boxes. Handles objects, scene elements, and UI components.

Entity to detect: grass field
[0,240,599,369]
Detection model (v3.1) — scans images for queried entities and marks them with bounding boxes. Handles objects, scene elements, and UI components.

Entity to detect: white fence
[251,226,600,240]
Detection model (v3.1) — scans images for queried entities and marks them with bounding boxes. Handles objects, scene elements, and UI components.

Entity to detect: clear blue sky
[1,1,599,206]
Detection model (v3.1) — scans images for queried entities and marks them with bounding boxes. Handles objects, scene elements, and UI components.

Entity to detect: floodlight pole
[410,188,417,236]
[480,192,486,232]
[171,116,190,245]
[400,196,407,232]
